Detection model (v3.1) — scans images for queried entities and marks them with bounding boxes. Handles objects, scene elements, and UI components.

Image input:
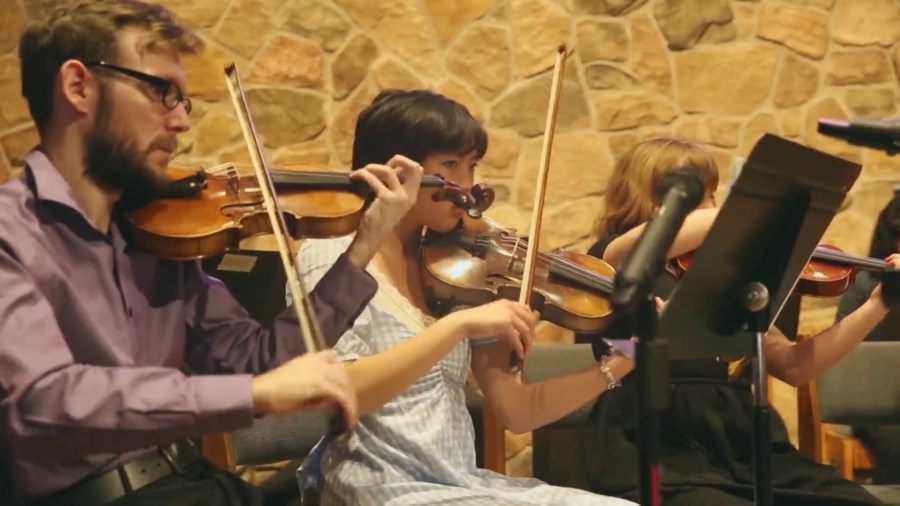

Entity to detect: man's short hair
[18,0,202,130]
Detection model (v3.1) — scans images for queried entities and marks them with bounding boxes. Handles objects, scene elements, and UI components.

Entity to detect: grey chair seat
[864,485,900,505]
[523,343,597,489]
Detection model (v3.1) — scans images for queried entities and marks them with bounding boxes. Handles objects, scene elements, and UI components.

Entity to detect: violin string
[474,216,614,292]
[491,236,615,293]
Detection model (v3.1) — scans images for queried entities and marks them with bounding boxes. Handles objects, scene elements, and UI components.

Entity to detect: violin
[421,216,618,333]
[124,163,495,260]
[674,244,891,297]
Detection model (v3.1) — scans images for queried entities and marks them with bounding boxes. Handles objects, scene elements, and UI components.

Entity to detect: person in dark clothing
[836,188,900,485]
[581,136,900,505]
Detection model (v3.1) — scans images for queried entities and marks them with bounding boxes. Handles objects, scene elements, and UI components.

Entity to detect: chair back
[817,342,900,425]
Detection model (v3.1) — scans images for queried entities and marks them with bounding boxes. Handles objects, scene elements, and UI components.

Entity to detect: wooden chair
[796,334,880,480]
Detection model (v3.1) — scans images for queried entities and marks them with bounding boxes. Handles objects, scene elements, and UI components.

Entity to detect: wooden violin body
[124,164,494,260]
[124,165,366,259]
[421,216,617,333]
[675,244,888,297]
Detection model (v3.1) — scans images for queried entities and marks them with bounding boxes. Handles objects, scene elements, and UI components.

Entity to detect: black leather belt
[35,440,204,505]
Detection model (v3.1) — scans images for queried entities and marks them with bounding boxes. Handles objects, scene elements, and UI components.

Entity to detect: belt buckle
[158,444,186,475]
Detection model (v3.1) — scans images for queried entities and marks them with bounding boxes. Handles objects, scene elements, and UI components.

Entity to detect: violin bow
[223,64,325,354]
[513,44,573,371]
[481,44,573,475]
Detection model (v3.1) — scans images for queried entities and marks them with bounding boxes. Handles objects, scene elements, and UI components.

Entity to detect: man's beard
[84,85,174,211]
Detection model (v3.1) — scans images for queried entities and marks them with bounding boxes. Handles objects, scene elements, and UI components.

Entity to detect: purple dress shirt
[0,150,377,504]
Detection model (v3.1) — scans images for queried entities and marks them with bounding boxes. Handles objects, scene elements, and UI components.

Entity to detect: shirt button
[127,307,134,317]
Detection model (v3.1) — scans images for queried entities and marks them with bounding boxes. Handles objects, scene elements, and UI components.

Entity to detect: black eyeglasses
[85,61,192,115]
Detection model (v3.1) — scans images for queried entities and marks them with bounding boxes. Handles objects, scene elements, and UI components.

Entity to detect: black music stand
[656,134,862,505]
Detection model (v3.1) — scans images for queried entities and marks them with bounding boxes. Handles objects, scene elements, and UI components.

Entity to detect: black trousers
[855,424,900,485]
[110,460,264,506]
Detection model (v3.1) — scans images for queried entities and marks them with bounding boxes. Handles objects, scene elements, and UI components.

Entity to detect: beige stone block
[820,209,875,258]
[732,4,758,40]
[535,322,576,345]
[803,97,863,162]
[490,67,589,137]
[894,45,900,82]
[272,138,333,168]
[480,129,521,178]
[675,117,741,148]
[246,34,325,89]
[335,0,440,76]
[0,124,38,167]
[576,20,629,63]
[445,24,511,100]
[741,113,779,157]
[674,43,779,115]
[608,133,639,158]
[422,0,499,45]
[773,54,819,107]
[844,88,898,117]
[631,15,674,97]
[779,108,804,137]
[215,0,288,58]
[584,64,641,91]
[509,0,573,77]
[541,197,606,250]
[331,82,379,165]
[484,204,528,235]
[245,89,326,147]
[181,39,236,102]
[156,0,224,28]
[0,149,10,183]
[782,0,834,8]
[697,21,738,46]
[282,0,351,51]
[865,148,900,177]
[435,80,485,123]
[192,109,244,157]
[0,0,24,54]
[371,58,425,92]
[217,144,253,166]
[653,0,734,50]
[828,50,893,85]
[516,131,613,208]
[832,0,900,47]
[0,56,30,131]
[505,430,533,458]
[593,91,678,131]
[756,1,829,60]
[506,443,533,477]
[561,0,649,15]
[332,34,379,100]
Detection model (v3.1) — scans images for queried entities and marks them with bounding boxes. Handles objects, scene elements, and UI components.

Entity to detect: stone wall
[2,0,900,476]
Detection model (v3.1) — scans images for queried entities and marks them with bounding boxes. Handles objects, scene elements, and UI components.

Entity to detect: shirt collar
[25,149,107,236]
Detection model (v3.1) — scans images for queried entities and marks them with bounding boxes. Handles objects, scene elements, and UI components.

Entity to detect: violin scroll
[431,183,495,219]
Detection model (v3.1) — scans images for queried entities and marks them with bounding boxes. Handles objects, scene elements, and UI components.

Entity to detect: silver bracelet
[600,356,621,390]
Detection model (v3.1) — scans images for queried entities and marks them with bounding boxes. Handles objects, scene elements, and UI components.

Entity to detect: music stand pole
[743,282,773,506]
[631,297,666,506]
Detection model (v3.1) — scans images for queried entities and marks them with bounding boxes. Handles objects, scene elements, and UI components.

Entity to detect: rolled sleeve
[309,252,378,345]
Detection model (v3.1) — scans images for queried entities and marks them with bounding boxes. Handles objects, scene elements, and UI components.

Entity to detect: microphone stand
[612,170,702,506]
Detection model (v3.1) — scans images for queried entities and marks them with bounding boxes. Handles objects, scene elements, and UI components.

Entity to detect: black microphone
[612,168,705,313]
[818,117,900,155]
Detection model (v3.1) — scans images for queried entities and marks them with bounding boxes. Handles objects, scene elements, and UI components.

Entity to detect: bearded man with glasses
[0,1,425,505]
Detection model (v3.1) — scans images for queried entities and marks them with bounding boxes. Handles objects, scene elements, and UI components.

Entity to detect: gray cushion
[232,412,329,466]
[524,343,597,427]
[864,485,900,505]
[817,342,900,425]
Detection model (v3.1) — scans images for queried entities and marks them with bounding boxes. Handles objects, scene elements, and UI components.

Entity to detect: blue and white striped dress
[295,236,636,506]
